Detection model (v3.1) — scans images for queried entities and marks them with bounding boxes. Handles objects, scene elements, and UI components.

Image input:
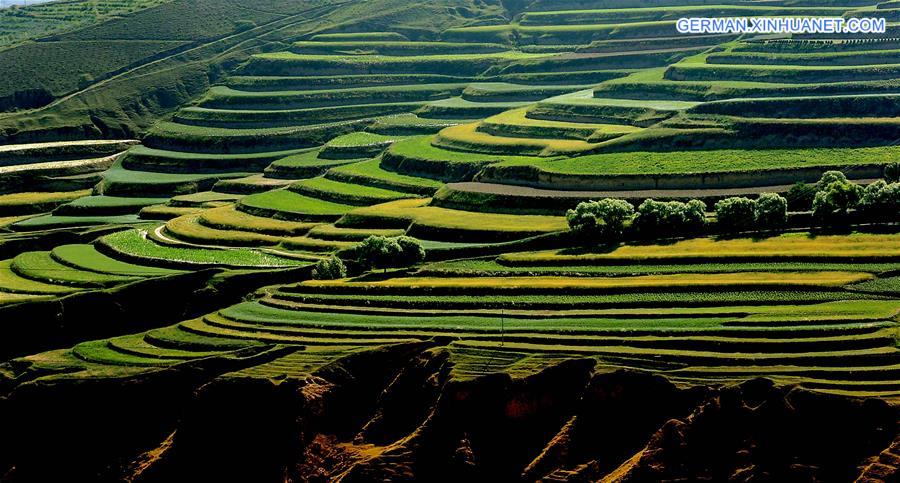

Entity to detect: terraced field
[1,1,900,480]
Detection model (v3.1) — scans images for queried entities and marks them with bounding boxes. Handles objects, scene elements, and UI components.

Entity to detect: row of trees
[567,169,900,242]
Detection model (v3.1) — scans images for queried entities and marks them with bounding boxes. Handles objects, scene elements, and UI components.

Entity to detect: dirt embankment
[0,339,897,482]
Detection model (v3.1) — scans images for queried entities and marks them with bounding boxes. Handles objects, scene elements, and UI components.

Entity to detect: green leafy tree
[356,236,425,272]
[714,197,756,233]
[785,182,816,212]
[754,193,788,229]
[818,170,848,187]
[633,199,706,237]
[356,236,402,272]
[312,255,347,280]
[566,199,634,242]
[812,180,863,227]
[858,180,900,222]
[396,236,426,265]
[683,199,708,233]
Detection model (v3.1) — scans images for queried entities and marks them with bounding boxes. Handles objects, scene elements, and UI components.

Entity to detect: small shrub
[754,193,788,229]
[234,20,256,32]
[785,182,816,212]
[566,198,634,242]
[312,256,347,280]
[714,197,755,233]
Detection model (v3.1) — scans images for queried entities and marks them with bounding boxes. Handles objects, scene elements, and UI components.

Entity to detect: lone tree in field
[754,193,788,229]
[633,199,706,237]
[356,235,425,272]
[567,198,634,242]
[714,197,756,233]
[312,255,347,280]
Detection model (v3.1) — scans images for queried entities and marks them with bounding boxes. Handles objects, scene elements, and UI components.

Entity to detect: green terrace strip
[419,259,900,277]
[10,214,143,231]
[416,97,533,119]
[198,206,316,236]
[251,291,889,310]
[197,84,469,110]
[498,233,900,266]
[461,83,595,102]
[142,121,368,154]
[664,63,900,84]
[338,198,568,242]
[382,135,552,182]
[593,77,900,102]
[122,146,313,173]
[223,74,475,92]
[264,150,364,180]
[174,103,430,129]
[487,145,900,187]
[519,6,855,26]
[241,52,550,77]
[289,177,416,206]
[0,260,78,295]
[440,21,680,45]
[296,272,875,295]
[324,158,444,195]
[432,123,602,157]
[10,251,138,288]
[0,190,91,216]
[687,93,900,118]
[237,189,355,222]
[289,41,509,56]
[50,244,183,277]
[98,159,254,197]
[96,229,308,269]
[52,196,168,216]
[478,107,640,141]
[365,114,465,136]
[706,49,900,67]
[319,132,404,159]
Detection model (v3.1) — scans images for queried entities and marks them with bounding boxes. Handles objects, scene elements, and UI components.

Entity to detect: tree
[632,199,706,237]
[356,236,403,272]
[785,182,816,212]
[818,170,848,187]
[858,180,900,222]
[714,197,755,232]
[312,255,347,280]
[885,162,900,184]
[356,235,425,272]
[754,193,788,229]
[683,199,708,233]
[812,179,862,227]
[396,236,426,265]
[566,199,634,241]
